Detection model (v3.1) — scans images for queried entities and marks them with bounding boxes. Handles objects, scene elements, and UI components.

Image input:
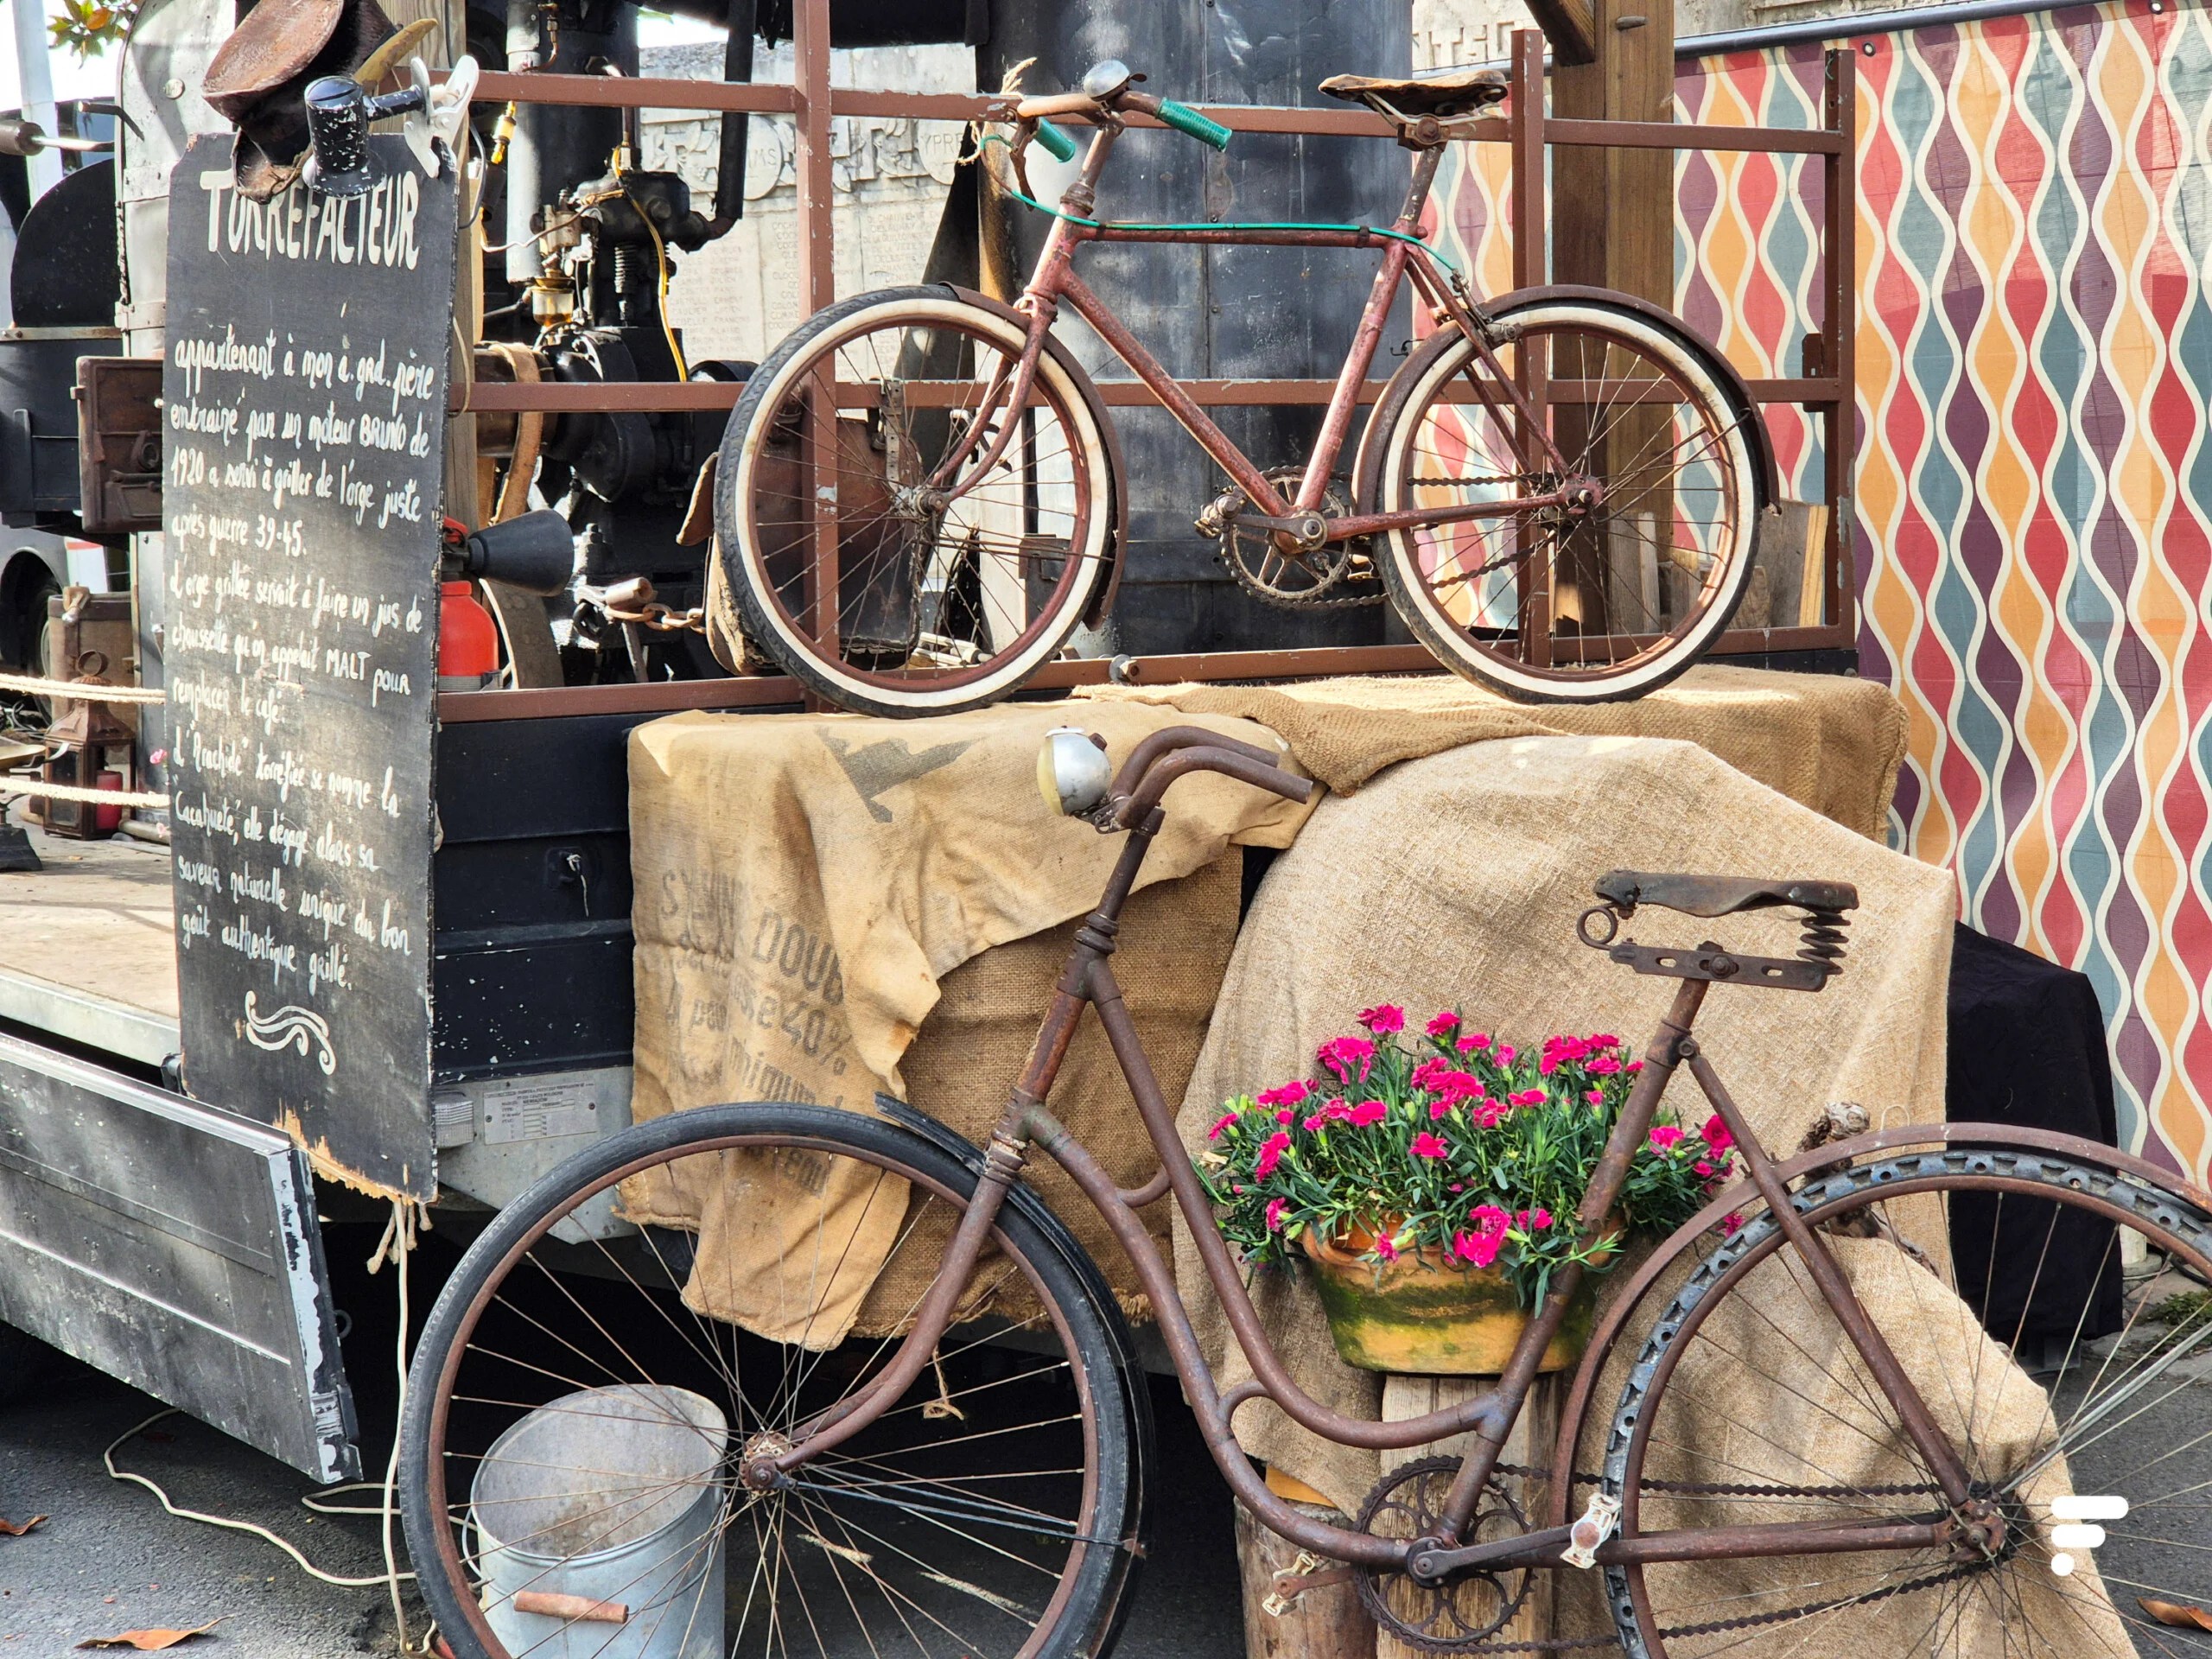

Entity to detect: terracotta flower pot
[1299,1228,1601,1376]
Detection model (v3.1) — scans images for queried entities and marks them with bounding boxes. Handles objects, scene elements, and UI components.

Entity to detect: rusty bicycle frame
[737,726,2081,1585]
[931,81,1587,556]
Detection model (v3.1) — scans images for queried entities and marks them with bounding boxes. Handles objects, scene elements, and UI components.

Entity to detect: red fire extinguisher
[438,518,499,692]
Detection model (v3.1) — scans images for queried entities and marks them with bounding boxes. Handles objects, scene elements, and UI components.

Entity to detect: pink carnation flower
[1429,1100,1452,1120]
[1719,1212,1744,1237]
[1701,1113,1734,1154]
[1457,1033,1491,1053]
[1409,1132,1449,1160]
[1426,1010,1461,1037]
[1318,1035,1376,1083]
[1649,1125,1685,1152]
[1258,1079,1311,1109]
[1588,1055,1622,1075]
[1207,1112,1239,1141]
[1265,1196,1287,1232]
[1510,1089,1545,1109]
[1349,1099,1388,1128]
[1374,1234,1399,1262]
[1358,1003,1406,1034]
[1529,1207,1553,1230]
[1452,1228,1503,1268]
[1255,1132,1292,1179]
[1276,1108,1296,1125]
[1469,1203,1511,1233]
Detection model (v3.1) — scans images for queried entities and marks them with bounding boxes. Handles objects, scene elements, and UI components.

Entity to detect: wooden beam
[1525,0,1599,66]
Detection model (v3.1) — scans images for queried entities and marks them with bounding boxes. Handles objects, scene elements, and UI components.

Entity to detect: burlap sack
[624,702,1307,1346]
[854,851,1243,1335]
[1085,660,1910,837]
[1168,734,2124,1653]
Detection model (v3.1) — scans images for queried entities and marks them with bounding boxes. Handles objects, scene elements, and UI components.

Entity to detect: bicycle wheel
[716,286,1116,717]
[1367,299,1764,702]
[1603,1144,2212,1659]
[402,1103,1147,1659]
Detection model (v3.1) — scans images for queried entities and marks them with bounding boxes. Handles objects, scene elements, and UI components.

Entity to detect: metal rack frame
[442,10,1857,724]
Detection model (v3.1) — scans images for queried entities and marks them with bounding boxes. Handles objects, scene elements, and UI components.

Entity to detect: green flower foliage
[1199,1006,1739,1311]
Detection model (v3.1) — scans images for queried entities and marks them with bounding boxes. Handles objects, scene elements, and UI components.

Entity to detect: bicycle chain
[1355,1463,1951,1656]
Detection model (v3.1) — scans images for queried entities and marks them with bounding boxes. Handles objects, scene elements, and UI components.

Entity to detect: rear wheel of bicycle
[403,1102,1145,1659]
[1604,1146,2212,1659]
[1370,299,1764,702]
[716,286,1116,716]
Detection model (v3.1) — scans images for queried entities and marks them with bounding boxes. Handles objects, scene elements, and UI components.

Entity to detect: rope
[0,671,165,704]
[101,1198,438,1656]
[978,133,1461,273]
[0,776,168,808]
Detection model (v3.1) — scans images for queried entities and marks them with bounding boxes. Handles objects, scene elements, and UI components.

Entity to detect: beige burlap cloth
[624,701,1310,1346]
[625,666,1910,1350]
[1167,733,2126,1654]
[1084,660,1910,839]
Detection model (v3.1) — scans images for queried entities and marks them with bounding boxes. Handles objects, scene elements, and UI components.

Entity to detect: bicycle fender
[1546,1118,2207,1530]
[944,285,1131,630]
[874,1093,1157,1564]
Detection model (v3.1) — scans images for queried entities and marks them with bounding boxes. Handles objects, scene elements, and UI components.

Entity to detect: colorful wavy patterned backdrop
[1434,1,2212,1181]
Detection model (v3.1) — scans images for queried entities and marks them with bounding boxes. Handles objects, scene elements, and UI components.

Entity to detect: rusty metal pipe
[1108,724,1283,800]
[1117,747,1312,826]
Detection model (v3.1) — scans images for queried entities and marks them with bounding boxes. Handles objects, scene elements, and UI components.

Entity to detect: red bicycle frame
[931,118,1585,549]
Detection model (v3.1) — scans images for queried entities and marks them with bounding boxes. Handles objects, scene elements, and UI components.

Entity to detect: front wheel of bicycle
[402,1102,1147,1659]
[715,286,1117,717]
[1603,1144,2212,1659]
[1367,299,1765,702]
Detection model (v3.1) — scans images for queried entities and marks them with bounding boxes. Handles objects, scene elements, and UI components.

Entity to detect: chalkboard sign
[162,134,459,1199]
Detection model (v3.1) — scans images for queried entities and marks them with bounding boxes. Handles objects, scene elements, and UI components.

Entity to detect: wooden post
[1376,1376,1561,1657]
[1236,1492,1377,1659]
[1545,0,1676,640]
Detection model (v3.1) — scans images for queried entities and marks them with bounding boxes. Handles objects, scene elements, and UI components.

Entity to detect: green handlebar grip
[1033,118,1078,162]
[1158,99,1233,151]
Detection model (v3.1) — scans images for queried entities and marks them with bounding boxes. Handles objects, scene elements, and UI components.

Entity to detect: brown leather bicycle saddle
[1319,67,1510,118]
[1592,871,1859,918]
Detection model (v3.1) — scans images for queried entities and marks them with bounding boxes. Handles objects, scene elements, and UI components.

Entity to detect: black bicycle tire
[400,1100,1146,1659]
[1601,1147,2212,1659]
[713,285,1115,718]
[1370,297,1767,705]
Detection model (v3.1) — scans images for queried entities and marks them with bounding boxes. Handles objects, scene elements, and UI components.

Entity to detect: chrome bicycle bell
[1038,728,1112,817]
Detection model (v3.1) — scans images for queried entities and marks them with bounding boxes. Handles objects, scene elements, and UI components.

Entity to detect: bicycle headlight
[1038,728,1112,818]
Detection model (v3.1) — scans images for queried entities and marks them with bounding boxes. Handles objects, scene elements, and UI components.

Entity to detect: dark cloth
[1946,923,2125,1344]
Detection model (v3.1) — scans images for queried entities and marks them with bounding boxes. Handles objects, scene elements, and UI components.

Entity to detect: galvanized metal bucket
[470,1383,730,1659]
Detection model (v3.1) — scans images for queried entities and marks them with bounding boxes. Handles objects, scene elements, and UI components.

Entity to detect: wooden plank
[0,1031,357,1483]
[0,825,178,1064]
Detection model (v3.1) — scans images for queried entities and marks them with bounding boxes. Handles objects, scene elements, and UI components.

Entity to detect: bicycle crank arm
[1407,1517,1949,1580]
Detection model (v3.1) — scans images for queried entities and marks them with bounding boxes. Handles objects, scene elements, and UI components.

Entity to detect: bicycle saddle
[1319,67,1510,118]
[1592,871,1859,918]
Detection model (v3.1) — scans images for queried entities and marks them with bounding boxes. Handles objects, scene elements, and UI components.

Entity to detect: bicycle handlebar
[1009,75,1234,155]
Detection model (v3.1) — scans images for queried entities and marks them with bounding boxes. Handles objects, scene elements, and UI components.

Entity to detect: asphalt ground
[0,1232,2203,1656]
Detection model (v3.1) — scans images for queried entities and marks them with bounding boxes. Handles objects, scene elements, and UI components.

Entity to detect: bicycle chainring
[1216,467,1385,609]
[1354,1457,1535,1652]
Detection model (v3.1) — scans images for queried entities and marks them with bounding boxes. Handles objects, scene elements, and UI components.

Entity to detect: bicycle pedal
[1562,1491,1622,1569]
[1262,1551,1355,1616]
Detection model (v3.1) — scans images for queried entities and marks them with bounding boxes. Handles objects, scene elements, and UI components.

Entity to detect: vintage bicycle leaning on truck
[403,722,2212,1659]
[709,60,1773,716]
